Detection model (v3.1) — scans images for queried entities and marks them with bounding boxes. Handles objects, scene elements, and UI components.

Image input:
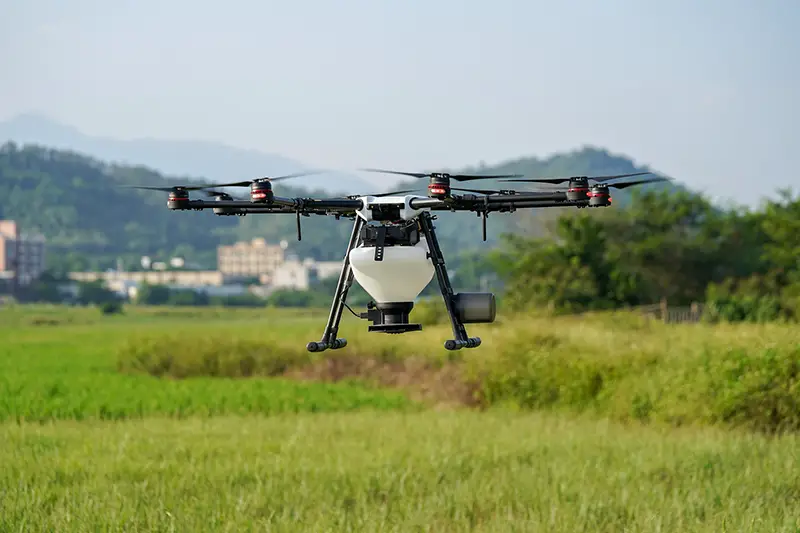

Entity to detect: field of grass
[1,302,799,531]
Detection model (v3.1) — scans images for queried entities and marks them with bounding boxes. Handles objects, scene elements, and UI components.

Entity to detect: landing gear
[418,212,483,350]
[306,212,492,352]
[306,215,364,352]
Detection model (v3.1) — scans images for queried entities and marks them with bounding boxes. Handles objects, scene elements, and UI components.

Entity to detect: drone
[129,168,671,352]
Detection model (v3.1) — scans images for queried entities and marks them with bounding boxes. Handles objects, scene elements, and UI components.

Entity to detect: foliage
[0,142,683,270]
[2,412,799,532]
[492,186,800,322]
[4,304,799,434]
[703,274,795,323]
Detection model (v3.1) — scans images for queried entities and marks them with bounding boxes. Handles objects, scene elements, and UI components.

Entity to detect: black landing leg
[418,212,481,350]
[306,216,366,352]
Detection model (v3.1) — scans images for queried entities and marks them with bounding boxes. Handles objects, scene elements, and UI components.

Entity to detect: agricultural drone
[130,168,670,351]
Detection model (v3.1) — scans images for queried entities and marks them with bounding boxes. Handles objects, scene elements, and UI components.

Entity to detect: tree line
[489,187,800,322]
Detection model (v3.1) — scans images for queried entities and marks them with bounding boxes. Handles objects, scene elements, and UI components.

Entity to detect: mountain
[0,140,688,274]
[0,113,375,195]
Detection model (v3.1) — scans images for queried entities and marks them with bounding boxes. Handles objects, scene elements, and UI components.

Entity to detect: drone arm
[408,197,447,210]
[274,196,365,212]
[485,200,572,212]
[484,192,567,203]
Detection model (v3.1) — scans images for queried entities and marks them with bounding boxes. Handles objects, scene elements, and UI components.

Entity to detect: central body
[348,216,434,332]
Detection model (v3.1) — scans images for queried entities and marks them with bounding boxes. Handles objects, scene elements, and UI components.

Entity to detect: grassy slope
[1,304,799,531]
[0,306,413,421]
[2,413,798,531]
[2,304,799,429]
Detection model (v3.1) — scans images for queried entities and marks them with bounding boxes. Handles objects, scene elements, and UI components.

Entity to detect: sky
[1,0,798,206]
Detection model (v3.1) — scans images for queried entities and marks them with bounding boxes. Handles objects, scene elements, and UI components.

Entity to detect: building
[217,238,285,280]
[0,220,46,287]
[68,269,226,286]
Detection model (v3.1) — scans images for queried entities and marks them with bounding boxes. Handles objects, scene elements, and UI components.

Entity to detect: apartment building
[217,237,285,280]
[0,220,46,286]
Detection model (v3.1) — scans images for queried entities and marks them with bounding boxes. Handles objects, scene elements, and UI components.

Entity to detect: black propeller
[203,189,247,201]
[204,170,327,188]
[359,168,523,182]
[125,185,211,192]
[500,171,653,185]
[344,188,425,199]
[603,176,672,189]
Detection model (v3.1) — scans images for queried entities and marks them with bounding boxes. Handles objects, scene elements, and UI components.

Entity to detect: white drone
[131,167,669,351]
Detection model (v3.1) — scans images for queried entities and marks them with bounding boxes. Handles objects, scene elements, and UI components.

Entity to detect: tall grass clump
[468,318,800,433]
[116,334,315,378]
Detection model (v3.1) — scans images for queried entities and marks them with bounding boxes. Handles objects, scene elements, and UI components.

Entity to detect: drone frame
[132,169,671,351]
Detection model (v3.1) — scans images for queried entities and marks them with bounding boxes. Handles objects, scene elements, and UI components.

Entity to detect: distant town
[0,218,342,303]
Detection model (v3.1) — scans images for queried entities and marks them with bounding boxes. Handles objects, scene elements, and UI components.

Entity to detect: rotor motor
[167,189,191,209]
[588,184,612,207]
[427,174,451,199]
[250,180,274,203]
[566,177,591,202]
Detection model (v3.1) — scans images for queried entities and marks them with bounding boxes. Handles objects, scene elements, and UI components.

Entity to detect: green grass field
[1,303,798,531]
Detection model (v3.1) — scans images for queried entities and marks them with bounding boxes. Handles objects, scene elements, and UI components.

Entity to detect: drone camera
[370,204,402,221]
[452,292,496,324]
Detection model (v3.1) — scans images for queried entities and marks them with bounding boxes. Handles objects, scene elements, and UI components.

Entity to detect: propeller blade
[199,180,254,188]
[448,173,523,182]
[360,168,522,182]
[607,176,672,189]
[359,168,430,179]
[125,185,209,192]
[203,170,328,188]
[269,170,327,182]
[500,171,652,184]
[591,172,654,183]
[373,189,420,197]
[452,187,503,195]
[344,188,424,199]
[203,189,247,200]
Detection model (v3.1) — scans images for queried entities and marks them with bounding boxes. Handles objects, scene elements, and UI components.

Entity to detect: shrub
[704,275,796,323]
[117,335,313,379]
[468,333,800,434]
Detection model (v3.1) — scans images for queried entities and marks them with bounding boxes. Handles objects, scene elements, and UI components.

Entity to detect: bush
[707,347,800,433]
[468,335,800,434]
[117,335,313,379]
[703,275,796,323]
[100,301,123,315]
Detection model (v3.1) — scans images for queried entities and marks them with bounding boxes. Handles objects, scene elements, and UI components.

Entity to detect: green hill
[0,141,686,272]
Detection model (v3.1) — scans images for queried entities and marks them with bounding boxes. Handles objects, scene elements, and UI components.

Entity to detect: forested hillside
[490,185,800,321]
[1,141,684,272]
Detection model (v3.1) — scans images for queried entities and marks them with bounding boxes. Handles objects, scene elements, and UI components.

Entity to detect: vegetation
[0,306,412,422]
[2,412,799,531]
[491,187,800,322]
[3,139,799,530]
[2,304,798,434]
[0,142,679,272]
[2,301,799,530]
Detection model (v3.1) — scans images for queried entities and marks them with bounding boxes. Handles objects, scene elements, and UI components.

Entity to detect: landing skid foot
[444,337,481,350]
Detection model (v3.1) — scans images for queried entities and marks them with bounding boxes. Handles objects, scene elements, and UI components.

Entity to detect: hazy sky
[1,0,798,206]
